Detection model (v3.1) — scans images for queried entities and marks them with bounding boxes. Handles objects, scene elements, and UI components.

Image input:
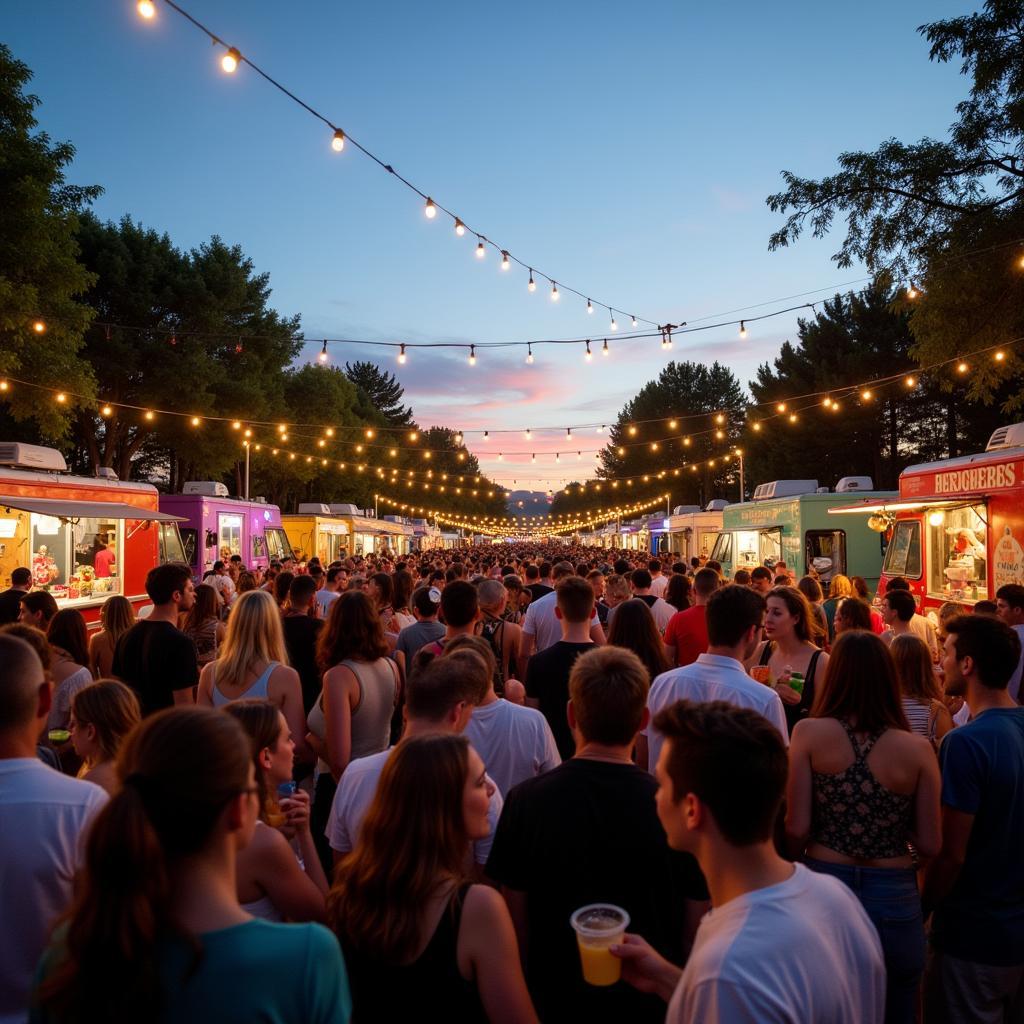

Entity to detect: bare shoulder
[271,663,301,685]
[463,883,509,924]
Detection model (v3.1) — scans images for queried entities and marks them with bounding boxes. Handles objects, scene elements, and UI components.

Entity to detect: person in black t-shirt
[524,563,553,604]
[112,563,198,716]
[281,574,324,713]
[488,644,709,1024]
[524,576,597,759]
[0,567,32,625]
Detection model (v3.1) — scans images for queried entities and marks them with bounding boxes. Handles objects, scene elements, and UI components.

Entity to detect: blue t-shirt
[32,919,351,1024]
[932,707,1024,966]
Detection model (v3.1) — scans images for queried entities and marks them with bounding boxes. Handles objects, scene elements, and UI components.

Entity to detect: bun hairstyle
[36,707,253,1022]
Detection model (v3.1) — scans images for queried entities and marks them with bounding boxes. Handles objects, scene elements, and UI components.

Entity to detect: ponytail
[35,707,252,1023]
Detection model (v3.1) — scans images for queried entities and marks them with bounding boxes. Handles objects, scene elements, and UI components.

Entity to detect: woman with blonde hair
[87,595,135,678]
[890,633,953,747]
[197,589,311,763]
[822,574,854,642]
[69,679,141,794]
[328,733,537,1022]
[181,583,226,667]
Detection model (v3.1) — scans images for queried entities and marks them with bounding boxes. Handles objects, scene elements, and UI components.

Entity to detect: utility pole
[737,450,745,503]
[244,442,250,500]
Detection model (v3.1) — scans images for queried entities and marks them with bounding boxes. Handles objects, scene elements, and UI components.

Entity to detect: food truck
[828,424,1024,613]
[283,504,410,563]
[159,483,294,579]
[665,501,727,561]
[0,442,187,625]
[710,477,895,591]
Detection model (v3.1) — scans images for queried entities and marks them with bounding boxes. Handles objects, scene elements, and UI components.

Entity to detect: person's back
[0,635,108,1024]
[663,568,719,668]
[465,696,560,796]
[282,613,324,714]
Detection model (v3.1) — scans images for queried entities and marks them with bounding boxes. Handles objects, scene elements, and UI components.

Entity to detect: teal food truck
[709,477,896,592]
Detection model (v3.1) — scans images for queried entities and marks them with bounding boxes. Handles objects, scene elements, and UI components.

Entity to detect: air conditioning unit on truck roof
[752,480,818,501]
[0,443,68,472]
[183,481,229,498]
[986,422,1024,451]
[835,476,874,493]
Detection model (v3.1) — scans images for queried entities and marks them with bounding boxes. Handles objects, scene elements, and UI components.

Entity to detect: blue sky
[7,0,972,488]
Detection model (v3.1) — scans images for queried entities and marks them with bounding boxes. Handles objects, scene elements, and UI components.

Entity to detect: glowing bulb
[716,429,725,439]
[476,240,485,259]
[0,380,7,392]
[528,271,536,292]
[556,453,560,462]
[409,431,418,442]
[482,431,489,440]
[424,197,437,218]
[906,283,918,300]
[995,350,1006,362]
[650,442,659,452]
[904,375,916,388]
[137,0,155,17]
[526,345,534,364]
[861,389,873,401]
[928,510,946,527]
[618,447,626,456]
[144,410,154,421]
[454,218,465,236]
[232,420,241,430]
[628,425,637,436]
[318,340,328,364]
[331,129,345,152]
[101,405,112,417]
[55,392,66,404]
[277,423,287,433]
[525,429,532,440]
[191,415,201,426]
[753,422,762,432]
[610,315,617,331]
[631,316,638,328]
[587,299,593,315]
[715,413,725,424]
[551,282,559,301]
[683,436,691,446]
[776,402,787,413]
[831,402,841,412]
[33,320,45,334]
[789,413,798,423]
[957,361,969,374]
[468,345,476,366]
[455,432,463,444]
[822,397,833,408]
[585,341,592,361]
[221,47,240,73]
[501,251,510,270]
[398,343,407,365]
[739,320,748,339]
[244,428,252,438]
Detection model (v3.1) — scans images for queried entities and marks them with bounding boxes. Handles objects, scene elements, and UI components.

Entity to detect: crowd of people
[0,541,1022,1023]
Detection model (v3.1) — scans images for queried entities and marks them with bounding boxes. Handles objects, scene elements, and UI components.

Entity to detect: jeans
[805,857,925,1024]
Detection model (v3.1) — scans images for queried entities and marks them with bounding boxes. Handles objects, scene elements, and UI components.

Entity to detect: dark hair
[996,584,1024,613]
[607,599,669,681]
[411,586,439,617]
[850,576,871,600]
[274,571,294,606]
[555,576,595,624]
[767,586,824,645]
[613,558,631,576]
[811,631,909,731]
[885,576,911,592]
[733,569,751,586]
[551,561,574,581]
[440,580,478,629]
[524,564,540,581]
[836,597,872,631]
[706,585,766,648]
[11,566,31,586]
[539,561,553,578]
[370,572,393,607]
[665,573,691,612]
[318,590,389,671]
[890,635,943,702]
[654,700,788,846]
[630,568,653,590]
[750,566,772,583]
[222,699,284,815]
[326,566,343,585]
[946,614,1022,689]
[145,563,192,606]
[648,559,661,573]
[797,575,823,604]
[182,583,219,634]
[20,590,59,626]
[883,589,916,623]
[569,646,649,745]
[693,567,719,598]
[0,633,45,728]
[705,560,722,575]
[973,599,998,616]
[36,707,252,1021]
[288,574,317,606]
[236,571,258,594]
[392,570,414,612]
[47,609,89,667]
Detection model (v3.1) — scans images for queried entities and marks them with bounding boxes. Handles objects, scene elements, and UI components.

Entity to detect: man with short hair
[487,646,710,1024]
[112,563,198,715]
[750,566,773,595]
[616,700,884,1021]
[923,614,1024,1020]
[417,580,479,658]
[326,654,501,866]
[394,585,445,679]
[648,559,668,599]
[880,589,916,645]
[0,635,108,1022]
[0,568,33,625]
[586,569,610,627]
[282,574,323,713]
[17,591,58,631]
[524,563,551,603]
[885,577,938,657]
[626,569,675,632]
[523,576,598,759]
[995,583,1024,703]
[640,584,787,771]
[519,562,604,668]
[314,565,343,618]
[663,567,719,668]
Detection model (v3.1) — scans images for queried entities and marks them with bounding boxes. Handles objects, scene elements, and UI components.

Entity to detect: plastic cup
[48,729,70,745]
[276,781,297,799]
[570,904,630,986]
[749,665,771,686]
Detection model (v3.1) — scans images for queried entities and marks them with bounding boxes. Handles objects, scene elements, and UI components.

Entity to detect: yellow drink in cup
[570,904,630,986]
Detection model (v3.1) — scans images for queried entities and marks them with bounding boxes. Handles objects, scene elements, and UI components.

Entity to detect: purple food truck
[160,482,294,579]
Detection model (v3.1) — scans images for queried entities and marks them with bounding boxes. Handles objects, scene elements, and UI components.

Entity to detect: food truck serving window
[882,520,922,579]
[927,505,987,600]
[710,532,732,565]
[17,513,123,603]
[265,528,293,561]
[805,530,846,588]
[218,514,243,560]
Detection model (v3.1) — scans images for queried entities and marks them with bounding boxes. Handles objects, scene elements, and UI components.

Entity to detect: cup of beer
[570,904,630,986]
[749,665,772,686]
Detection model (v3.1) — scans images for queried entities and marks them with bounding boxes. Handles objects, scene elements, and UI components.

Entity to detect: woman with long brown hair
[307,590,399,873]
[32,706,350,1024]
[69,679,140,794]
[785,630,941,1024]
[607,598,670,682]
[181,583,226,667]
[87,595,135,678]
[46,610,93,732]
[329,733,536,1023]
[889,633,953,747]
[748,585,828,733]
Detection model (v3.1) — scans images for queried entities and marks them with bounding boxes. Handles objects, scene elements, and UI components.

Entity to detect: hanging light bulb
[101,405,113,417]
[455,432,463,445]
[556,452,561,463]
[631,315,638,328]
[397,343,407,364]
[904,375,916,388]
[601,339,609,358]
[526,344,534,364]
[468,345,476,366]
[331,129,345,152]
[610,313,618,331]
[475,239,486,259]
[551,282,559,301]
[482,430,489,440]
[318,340,329,364]
[498,452,503,461]
[137,0,156,18]
[995,350,1007,362]
[776,402,787,413]
[528,270,536,292]
[525,428,532,441]
[906,283,918,300]
[739,320,748,339]
[454,218,465,236]
[587,299,593,315]
[585,340,592,361]
[190,415,201,427]
[501,251,510,270]
[32,320,46,334]
[957,361,969,374]
[424,197,437,219]
[221,47,241,73]
[861,389,873,401]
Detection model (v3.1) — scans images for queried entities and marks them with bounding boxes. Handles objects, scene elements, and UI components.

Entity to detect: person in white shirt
[519,562,605,669]
[210,560,237,610]
[995,583,1024,702]
[639,585,787,772]
[456,634,561,796]
[648,559,669,599]
[613,700,884,1023]
[326,650,502,867]
[625,568,675,633]
[0,634,108,1024]
[314,566,343,618]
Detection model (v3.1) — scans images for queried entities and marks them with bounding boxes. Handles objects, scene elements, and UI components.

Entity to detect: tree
[344,361,414,427]
[0,44,98,437]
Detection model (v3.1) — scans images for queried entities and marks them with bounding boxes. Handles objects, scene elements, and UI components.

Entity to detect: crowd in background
[0,540,1022,1024]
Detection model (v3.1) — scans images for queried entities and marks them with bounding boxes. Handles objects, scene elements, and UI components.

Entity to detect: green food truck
[709,477,896,592]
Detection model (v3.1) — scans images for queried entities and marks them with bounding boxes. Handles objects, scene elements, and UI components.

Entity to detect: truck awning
[0,496,186,522]
[827,496,985,515]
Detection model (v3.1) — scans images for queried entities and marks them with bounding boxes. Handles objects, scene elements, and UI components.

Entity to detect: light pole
[736,450,745,503]
[244,441,250,500]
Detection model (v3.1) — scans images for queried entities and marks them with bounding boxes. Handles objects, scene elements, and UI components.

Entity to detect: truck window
[805,530,846,587]
[710,532,732,564]
[927,505,987,600]
[218,513,243,561]
[882,521,922,579]
[252,534,267,561]
[158,523,187,566]
[759,529,782,567]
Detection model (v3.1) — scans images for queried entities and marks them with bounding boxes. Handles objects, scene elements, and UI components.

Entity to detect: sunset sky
[9,0,971,489]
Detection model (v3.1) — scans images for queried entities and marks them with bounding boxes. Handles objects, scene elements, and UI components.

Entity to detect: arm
[663,642,677,666]
[274,667,315,764]
[589,621,606,645]
[250,824,327,922]
[921,807,975,916]
[195,662,215,706]
[611,933,682,1003]
[783,721,814,858]
[88,635,102,679]
[518,631,536,679]
[910,741,943,860]
[461,886,539,1024]
[323,665,355,782]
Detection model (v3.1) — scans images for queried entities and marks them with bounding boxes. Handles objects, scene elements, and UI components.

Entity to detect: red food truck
[0,442,187,627]
[829,423,1024,615]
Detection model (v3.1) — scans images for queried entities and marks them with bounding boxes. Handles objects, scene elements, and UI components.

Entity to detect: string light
[468,345,476,366]
[55,393,66,404]
[190,415,201,426]
[454,218,465,237]
[906,283,918,300]
[904,375,917,388]
[318,340,328,364]
[137,0,155,17]
[501,251,510,270]
[587,299,593,315]
[482,430,489,440]
[424,197,437,219]
[585,340,592,361]
[32,320,46,334]
[475,239,486,259]
[995,350,1006,362]
[610,313,618,332]
[527,271,536,292]
[602,338,609,357]
[957,361,969,373]
[776,402,787,413]
[861,389,873,401]
[331,129,345,152]
[397,343,406,364]
[100,405,113,417]
[526,344,534,364]
[525,428,532,440]
[631,316,638,328]
[551,282,560,302]
[739,320,747,339]
[221,47,241,73]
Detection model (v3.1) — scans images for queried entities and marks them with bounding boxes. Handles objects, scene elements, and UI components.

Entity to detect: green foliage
[344,361,415,427]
